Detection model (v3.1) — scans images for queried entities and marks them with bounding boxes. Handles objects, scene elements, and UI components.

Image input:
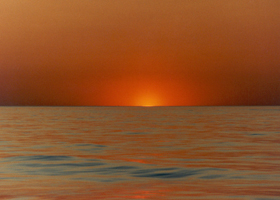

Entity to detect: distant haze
[1,0,279,106]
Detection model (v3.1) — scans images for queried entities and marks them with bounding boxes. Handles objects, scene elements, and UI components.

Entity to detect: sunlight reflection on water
[0,106,280,199]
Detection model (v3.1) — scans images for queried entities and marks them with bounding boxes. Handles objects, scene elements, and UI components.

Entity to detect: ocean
[0,106,279,200]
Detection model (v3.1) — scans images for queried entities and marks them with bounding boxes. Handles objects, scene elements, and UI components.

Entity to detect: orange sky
[0,0,279,106]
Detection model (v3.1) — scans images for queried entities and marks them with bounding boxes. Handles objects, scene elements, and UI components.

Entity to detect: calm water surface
[0,106,279,199]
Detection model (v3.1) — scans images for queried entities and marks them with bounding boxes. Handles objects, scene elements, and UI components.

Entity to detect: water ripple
[3,155,74,162]
[132,168,200,179]
[2,155,231,180]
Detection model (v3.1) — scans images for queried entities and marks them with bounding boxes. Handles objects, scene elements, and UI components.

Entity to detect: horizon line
[0,105,279,107]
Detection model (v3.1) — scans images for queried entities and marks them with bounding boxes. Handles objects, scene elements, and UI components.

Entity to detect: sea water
[0,106,279,200]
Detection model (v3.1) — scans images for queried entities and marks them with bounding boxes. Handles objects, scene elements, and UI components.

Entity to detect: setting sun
[135,93,161,107]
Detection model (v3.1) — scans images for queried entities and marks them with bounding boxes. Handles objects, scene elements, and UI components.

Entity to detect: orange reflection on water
[0,107,280,199]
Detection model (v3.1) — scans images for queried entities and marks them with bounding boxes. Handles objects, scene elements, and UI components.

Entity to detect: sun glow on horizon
[141,104,155,107]
[135,93,162,107]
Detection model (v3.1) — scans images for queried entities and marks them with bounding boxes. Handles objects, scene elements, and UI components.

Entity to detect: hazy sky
[1,0,279,106]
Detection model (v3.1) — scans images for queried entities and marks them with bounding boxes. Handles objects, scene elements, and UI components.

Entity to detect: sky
[0,0,279,106]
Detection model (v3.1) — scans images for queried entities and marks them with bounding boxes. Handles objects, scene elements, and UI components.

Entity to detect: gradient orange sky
[1,0,279,106]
